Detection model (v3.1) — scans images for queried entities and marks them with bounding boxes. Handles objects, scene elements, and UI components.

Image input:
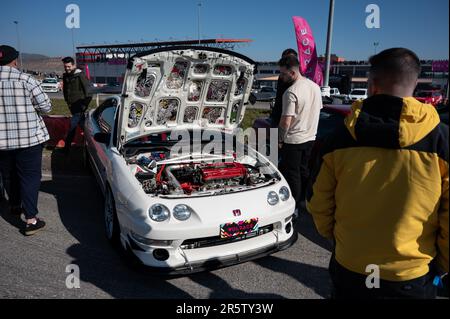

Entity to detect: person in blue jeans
[61,56,92,154]
[0,45,52,235]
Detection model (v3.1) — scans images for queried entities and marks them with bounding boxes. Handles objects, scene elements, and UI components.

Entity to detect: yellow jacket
[306,94,449,281]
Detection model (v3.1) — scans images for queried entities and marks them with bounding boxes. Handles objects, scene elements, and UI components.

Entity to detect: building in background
[253,56,448,95]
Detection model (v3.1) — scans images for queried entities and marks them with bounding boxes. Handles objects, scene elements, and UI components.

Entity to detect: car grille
[180,224,274,250]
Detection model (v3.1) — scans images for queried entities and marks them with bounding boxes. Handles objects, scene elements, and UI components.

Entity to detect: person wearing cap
[0,45,51,235]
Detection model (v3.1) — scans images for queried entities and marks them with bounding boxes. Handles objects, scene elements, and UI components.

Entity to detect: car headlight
[267,191,279,205]
[173,204,192,221]
[279,186,290,201]
[149,204,170,222]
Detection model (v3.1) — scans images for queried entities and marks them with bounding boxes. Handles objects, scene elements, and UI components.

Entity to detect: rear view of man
[278,55,322,211]
[307,48,449,298]
[0,45,52,235]
[270,48,298,128]
[61,57,92,153]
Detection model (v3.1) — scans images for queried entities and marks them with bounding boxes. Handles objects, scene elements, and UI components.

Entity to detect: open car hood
[117,46,256,149]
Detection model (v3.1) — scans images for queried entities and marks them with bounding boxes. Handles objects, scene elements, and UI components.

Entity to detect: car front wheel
[104,186,121,246]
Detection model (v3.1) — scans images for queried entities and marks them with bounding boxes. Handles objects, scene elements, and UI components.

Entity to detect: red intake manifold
[200,162,247,181]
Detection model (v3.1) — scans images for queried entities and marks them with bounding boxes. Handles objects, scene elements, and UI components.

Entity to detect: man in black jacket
[269,49,298,128]
[61,56,92,153]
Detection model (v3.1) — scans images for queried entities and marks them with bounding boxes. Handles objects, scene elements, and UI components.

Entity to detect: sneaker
[55,140,66,149]
[24,218,46,236]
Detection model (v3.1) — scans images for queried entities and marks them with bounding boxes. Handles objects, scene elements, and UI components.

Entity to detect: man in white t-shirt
[277,55,322,211]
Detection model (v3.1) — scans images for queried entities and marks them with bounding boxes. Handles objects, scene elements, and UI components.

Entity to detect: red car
[414,90,443,106]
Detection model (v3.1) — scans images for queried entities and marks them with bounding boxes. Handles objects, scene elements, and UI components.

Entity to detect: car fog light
[285,222,292,234]
[153,249,170,261]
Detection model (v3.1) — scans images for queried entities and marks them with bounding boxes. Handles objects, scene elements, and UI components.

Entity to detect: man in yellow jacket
[307,48,448,299]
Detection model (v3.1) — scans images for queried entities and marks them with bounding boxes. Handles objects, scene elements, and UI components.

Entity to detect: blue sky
[0,0,448,61]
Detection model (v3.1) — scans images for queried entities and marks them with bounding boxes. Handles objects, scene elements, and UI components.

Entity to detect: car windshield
[351,90,366,95]
[43,79,57,83]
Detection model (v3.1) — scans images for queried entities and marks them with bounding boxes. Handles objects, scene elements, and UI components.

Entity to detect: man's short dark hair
[282,48,298,58]
[369,48,421,86]
[278,55,300,70]
[62,56,75,64]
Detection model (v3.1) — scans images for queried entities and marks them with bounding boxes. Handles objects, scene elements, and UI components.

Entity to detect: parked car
[84,47,297,274]
[93,82,122,94]
[414,90,443,106]
[347,88,368,103]
[329,88,340,96]
[40,78,61,93]
[326,87,350,104]
[254,86,277,101]
[321,87,341,97]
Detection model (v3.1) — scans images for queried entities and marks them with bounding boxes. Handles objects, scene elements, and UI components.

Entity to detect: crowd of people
[0,43,448,299]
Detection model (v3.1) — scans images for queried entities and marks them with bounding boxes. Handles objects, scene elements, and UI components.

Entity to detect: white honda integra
[84,46,297,274]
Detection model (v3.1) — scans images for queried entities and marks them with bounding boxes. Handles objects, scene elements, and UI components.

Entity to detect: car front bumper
[124,228,298,275]
[42,87,59,92]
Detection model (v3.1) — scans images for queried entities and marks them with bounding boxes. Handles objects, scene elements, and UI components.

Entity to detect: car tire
[104,186,121,247]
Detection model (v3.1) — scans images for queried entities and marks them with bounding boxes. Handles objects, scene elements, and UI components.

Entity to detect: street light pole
[374,42,379,55]
[323,0,335,88]
[13,21,23,70]
[197,1,202,44]
[71,28,76,58]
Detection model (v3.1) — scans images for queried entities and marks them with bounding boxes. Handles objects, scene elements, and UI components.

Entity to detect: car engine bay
[125,147,280,198]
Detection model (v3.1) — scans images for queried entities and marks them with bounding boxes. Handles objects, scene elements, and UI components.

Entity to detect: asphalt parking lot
[0,149,333,299]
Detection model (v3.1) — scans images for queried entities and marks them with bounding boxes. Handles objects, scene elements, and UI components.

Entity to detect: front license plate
[220,218,259,239]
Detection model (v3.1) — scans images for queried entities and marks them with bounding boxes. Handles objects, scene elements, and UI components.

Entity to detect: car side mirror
[249,93,257,105]
[94,132,111,145]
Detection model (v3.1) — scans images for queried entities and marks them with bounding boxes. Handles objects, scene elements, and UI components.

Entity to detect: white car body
[84,47,297,274]
[41,78,61,93]
[329,88,340,96]
[348,88,368,102]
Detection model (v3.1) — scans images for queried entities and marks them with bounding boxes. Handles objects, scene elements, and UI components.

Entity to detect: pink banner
[292,16,323,86]
[432,60,449,72]
[84,64,91,80]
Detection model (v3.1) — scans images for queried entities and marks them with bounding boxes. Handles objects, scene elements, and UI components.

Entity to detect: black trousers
[278,141,314,209]
[329,256,438,299]
[0,144,44,219]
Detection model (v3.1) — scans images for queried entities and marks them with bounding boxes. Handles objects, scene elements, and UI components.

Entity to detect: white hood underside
[118,47,256,147]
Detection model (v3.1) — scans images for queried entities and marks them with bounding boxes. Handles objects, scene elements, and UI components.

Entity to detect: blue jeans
[64,112,85,149]
[0,144,44,219]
